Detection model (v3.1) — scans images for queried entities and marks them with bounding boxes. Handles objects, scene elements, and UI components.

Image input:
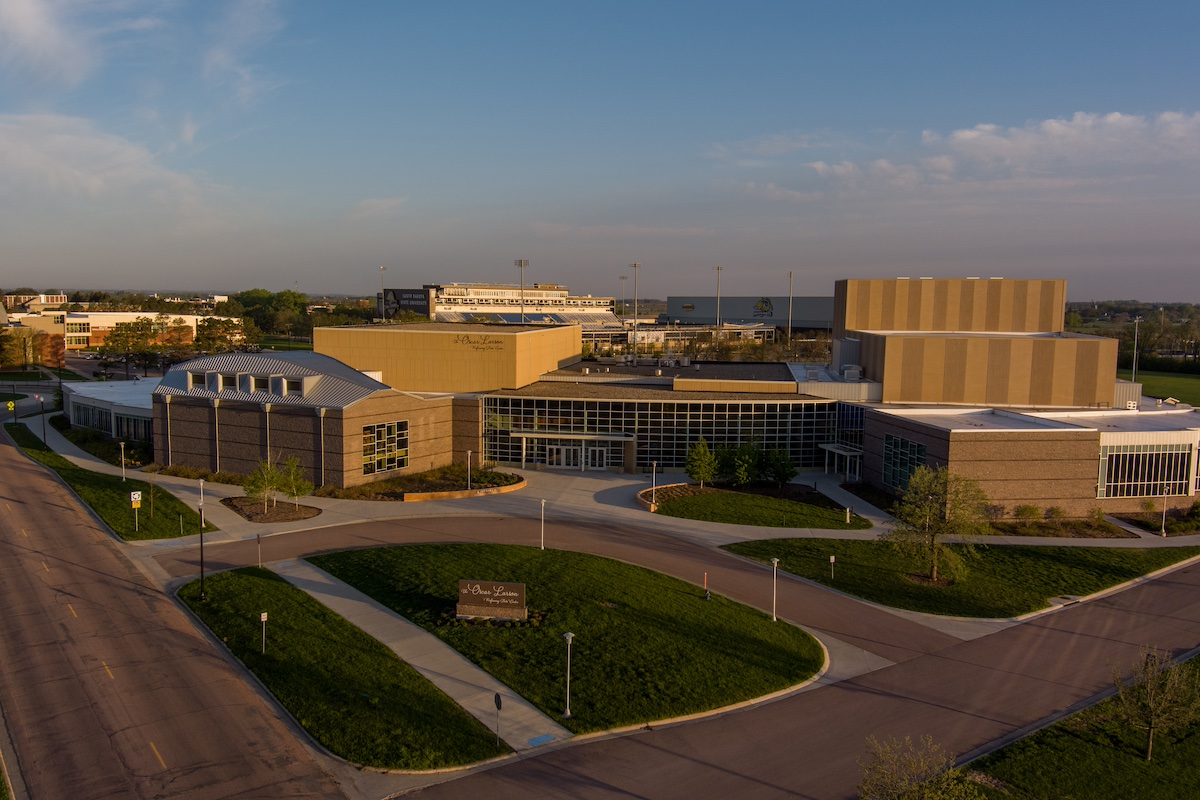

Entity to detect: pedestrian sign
[131,491,142,509]
[5,401,13,411]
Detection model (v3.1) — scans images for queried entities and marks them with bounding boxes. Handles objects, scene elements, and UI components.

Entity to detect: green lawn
[310,544,824,734]
[4,423,214,540]
[259,335,313,351]
[1119,369,1200,406]
[179,568,506,769]
[315,463,519,499]
[974,661,1200,799]
[723,539,1200,617]
[0,371,47,381]
[656,490,872,530]
[57,424,154,468]
[0,392,20,402]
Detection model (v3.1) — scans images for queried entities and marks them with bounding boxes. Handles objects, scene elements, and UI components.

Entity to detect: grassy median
[973,661,1200,798]
[4,422,214,540]
[310,543,825,734]
[656,489,872,529]
[725,538,1200,617]
[180,568,507,769]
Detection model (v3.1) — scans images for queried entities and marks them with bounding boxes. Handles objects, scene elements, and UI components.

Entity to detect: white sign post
[260,611,268,654]
[830,554,836,580]
[131,491,142,532]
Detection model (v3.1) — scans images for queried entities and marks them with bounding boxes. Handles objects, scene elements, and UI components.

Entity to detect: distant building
[3,293,67,311]
[665,295,834,330]
[17,311,236,350]
[383,282,615,322]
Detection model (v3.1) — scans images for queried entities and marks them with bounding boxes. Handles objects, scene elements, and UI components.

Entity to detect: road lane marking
[149,741,166,769]
[68,603,78,618]
[41,561,49,573]
[20,528,27,537]
[102,661,114,680]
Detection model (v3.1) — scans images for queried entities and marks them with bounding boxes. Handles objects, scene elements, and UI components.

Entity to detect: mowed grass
[4,422,214,540]
[724,539,1200,617]
[310,544,825,734]
[656,491,872,530]
[974,661,1200,799]
[1119,369,1200,406]
[179,568,506,769]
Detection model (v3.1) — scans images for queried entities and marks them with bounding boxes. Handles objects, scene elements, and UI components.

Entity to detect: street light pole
[199,525,207,602]
[379,265,387,318]
[713,265,723,334]
[787,270,794,347]
[563,632,575,719]
[515,259,529,324]
[1132,316,1142,387]
[652,460,657,506]
[199,478,205,532]
[467,449,472,491]
[120,441,126,482]
[771,557,780,622]
[540,498,546,550]
[629,263,641,359]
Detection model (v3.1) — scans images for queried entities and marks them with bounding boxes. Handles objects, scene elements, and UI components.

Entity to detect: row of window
[882,433,926,489]
[188,372,304,396]
[1098,444,1193,498]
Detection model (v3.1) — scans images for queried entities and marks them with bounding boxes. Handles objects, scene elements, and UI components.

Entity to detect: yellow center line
[68,603,78,618]
[102,661,114,680]
[20,528,27,537]
[41,562,49,573]
[148,741,167,769]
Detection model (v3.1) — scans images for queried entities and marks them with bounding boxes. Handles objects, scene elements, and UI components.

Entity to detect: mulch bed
[221,496,322,523]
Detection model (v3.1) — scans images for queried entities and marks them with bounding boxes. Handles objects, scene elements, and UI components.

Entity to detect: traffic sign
[130,491,142,503]
[5,401,13,411]
[260,612,268,622]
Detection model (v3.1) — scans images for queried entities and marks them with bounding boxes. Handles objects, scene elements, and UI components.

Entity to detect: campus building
[383,282,615,322]
[17,311,235,351]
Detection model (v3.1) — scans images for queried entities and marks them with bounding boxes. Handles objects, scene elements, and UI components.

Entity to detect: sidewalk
[271,559,572,752]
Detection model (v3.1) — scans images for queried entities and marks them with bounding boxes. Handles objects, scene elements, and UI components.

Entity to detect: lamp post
[199,524,207,602]
[199,478,205,532]
[563,632,575,719]
[651,460,657,506]
[770,557,780,622]
[36,395,46,443]
[515,259,529,323]
[379,265,387,318]
[120,441,126,482]
[629,262,641,359]
[787,270,794,347]
[467,449,472,491]
[540,498,546,550]
[1132,316,1142,387]
[713,265,723,334]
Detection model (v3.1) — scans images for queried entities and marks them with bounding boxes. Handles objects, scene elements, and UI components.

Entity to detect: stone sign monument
[457,580,528,621]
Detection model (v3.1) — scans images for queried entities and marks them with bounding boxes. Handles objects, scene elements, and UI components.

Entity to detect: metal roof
[153,352,390,410]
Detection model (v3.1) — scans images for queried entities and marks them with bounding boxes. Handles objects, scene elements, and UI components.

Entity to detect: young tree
[884,466,990,583]
[1113,647,1200,762]
[279,455,314,509]
[244,460,283,514]
[685,438,718,488]
[763,448,798,487]
[858,735,982,800]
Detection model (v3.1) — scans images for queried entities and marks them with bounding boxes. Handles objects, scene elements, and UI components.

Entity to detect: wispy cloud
[346,197,408,220]
[203,0,285,106]
[0,0,95,85]
[529,222,713,239]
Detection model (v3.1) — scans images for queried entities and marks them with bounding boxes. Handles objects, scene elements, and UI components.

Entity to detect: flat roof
[869,407,1084,432]
[66,378,161,410]
[489,381,827,402]
[1033,408,1200,433]
[553,361,795,382]
[319,322,563,334]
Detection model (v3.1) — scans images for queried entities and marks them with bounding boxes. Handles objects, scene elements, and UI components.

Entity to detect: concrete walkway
[271,559,572,752]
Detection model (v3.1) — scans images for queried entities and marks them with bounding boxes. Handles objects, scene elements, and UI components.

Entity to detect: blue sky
[2,1,1199,301]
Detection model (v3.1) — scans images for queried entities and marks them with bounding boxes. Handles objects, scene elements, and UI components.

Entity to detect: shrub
[1013,505,1041,527]
[1089,506,1108,525]
[1044,506,1067,522]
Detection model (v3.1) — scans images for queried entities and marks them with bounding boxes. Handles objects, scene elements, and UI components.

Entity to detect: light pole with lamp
[770,557,780,622]
[651,460,657,506]
[562,632,575,719]
[629,262,641,359]
[540,498,546,550]
[35,395,46,443]
[119,441,126,482]
[713,265,723,334]
[787,270,794,347]
[515,259,529,323]
[199,478,205,532]
[378,265,387,318]
[467,449,472,491]
[1132,315,1142,387]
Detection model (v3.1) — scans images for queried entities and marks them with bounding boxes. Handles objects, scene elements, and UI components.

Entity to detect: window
[189,372,206,389]
[219,374,237,391]
[883,433,926,489]
[252,376,270,392]
[1098,443,1192,498]
[285,379,302,395]
[363,421,409,475]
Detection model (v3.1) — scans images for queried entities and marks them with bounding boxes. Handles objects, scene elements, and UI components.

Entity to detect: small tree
[279,455,314,510]
[685,438,718,488]
[763,448,798,487]
[884,466,990,583]
[1013,504,1041,528]
[1113,647,1200,762]
[244,459,282,513]
[719,442,760,487]
[858,735,982,800]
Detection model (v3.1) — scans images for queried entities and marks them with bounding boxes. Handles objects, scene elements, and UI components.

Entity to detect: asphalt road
[0,436,348,799]
[152,515,1200,799]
